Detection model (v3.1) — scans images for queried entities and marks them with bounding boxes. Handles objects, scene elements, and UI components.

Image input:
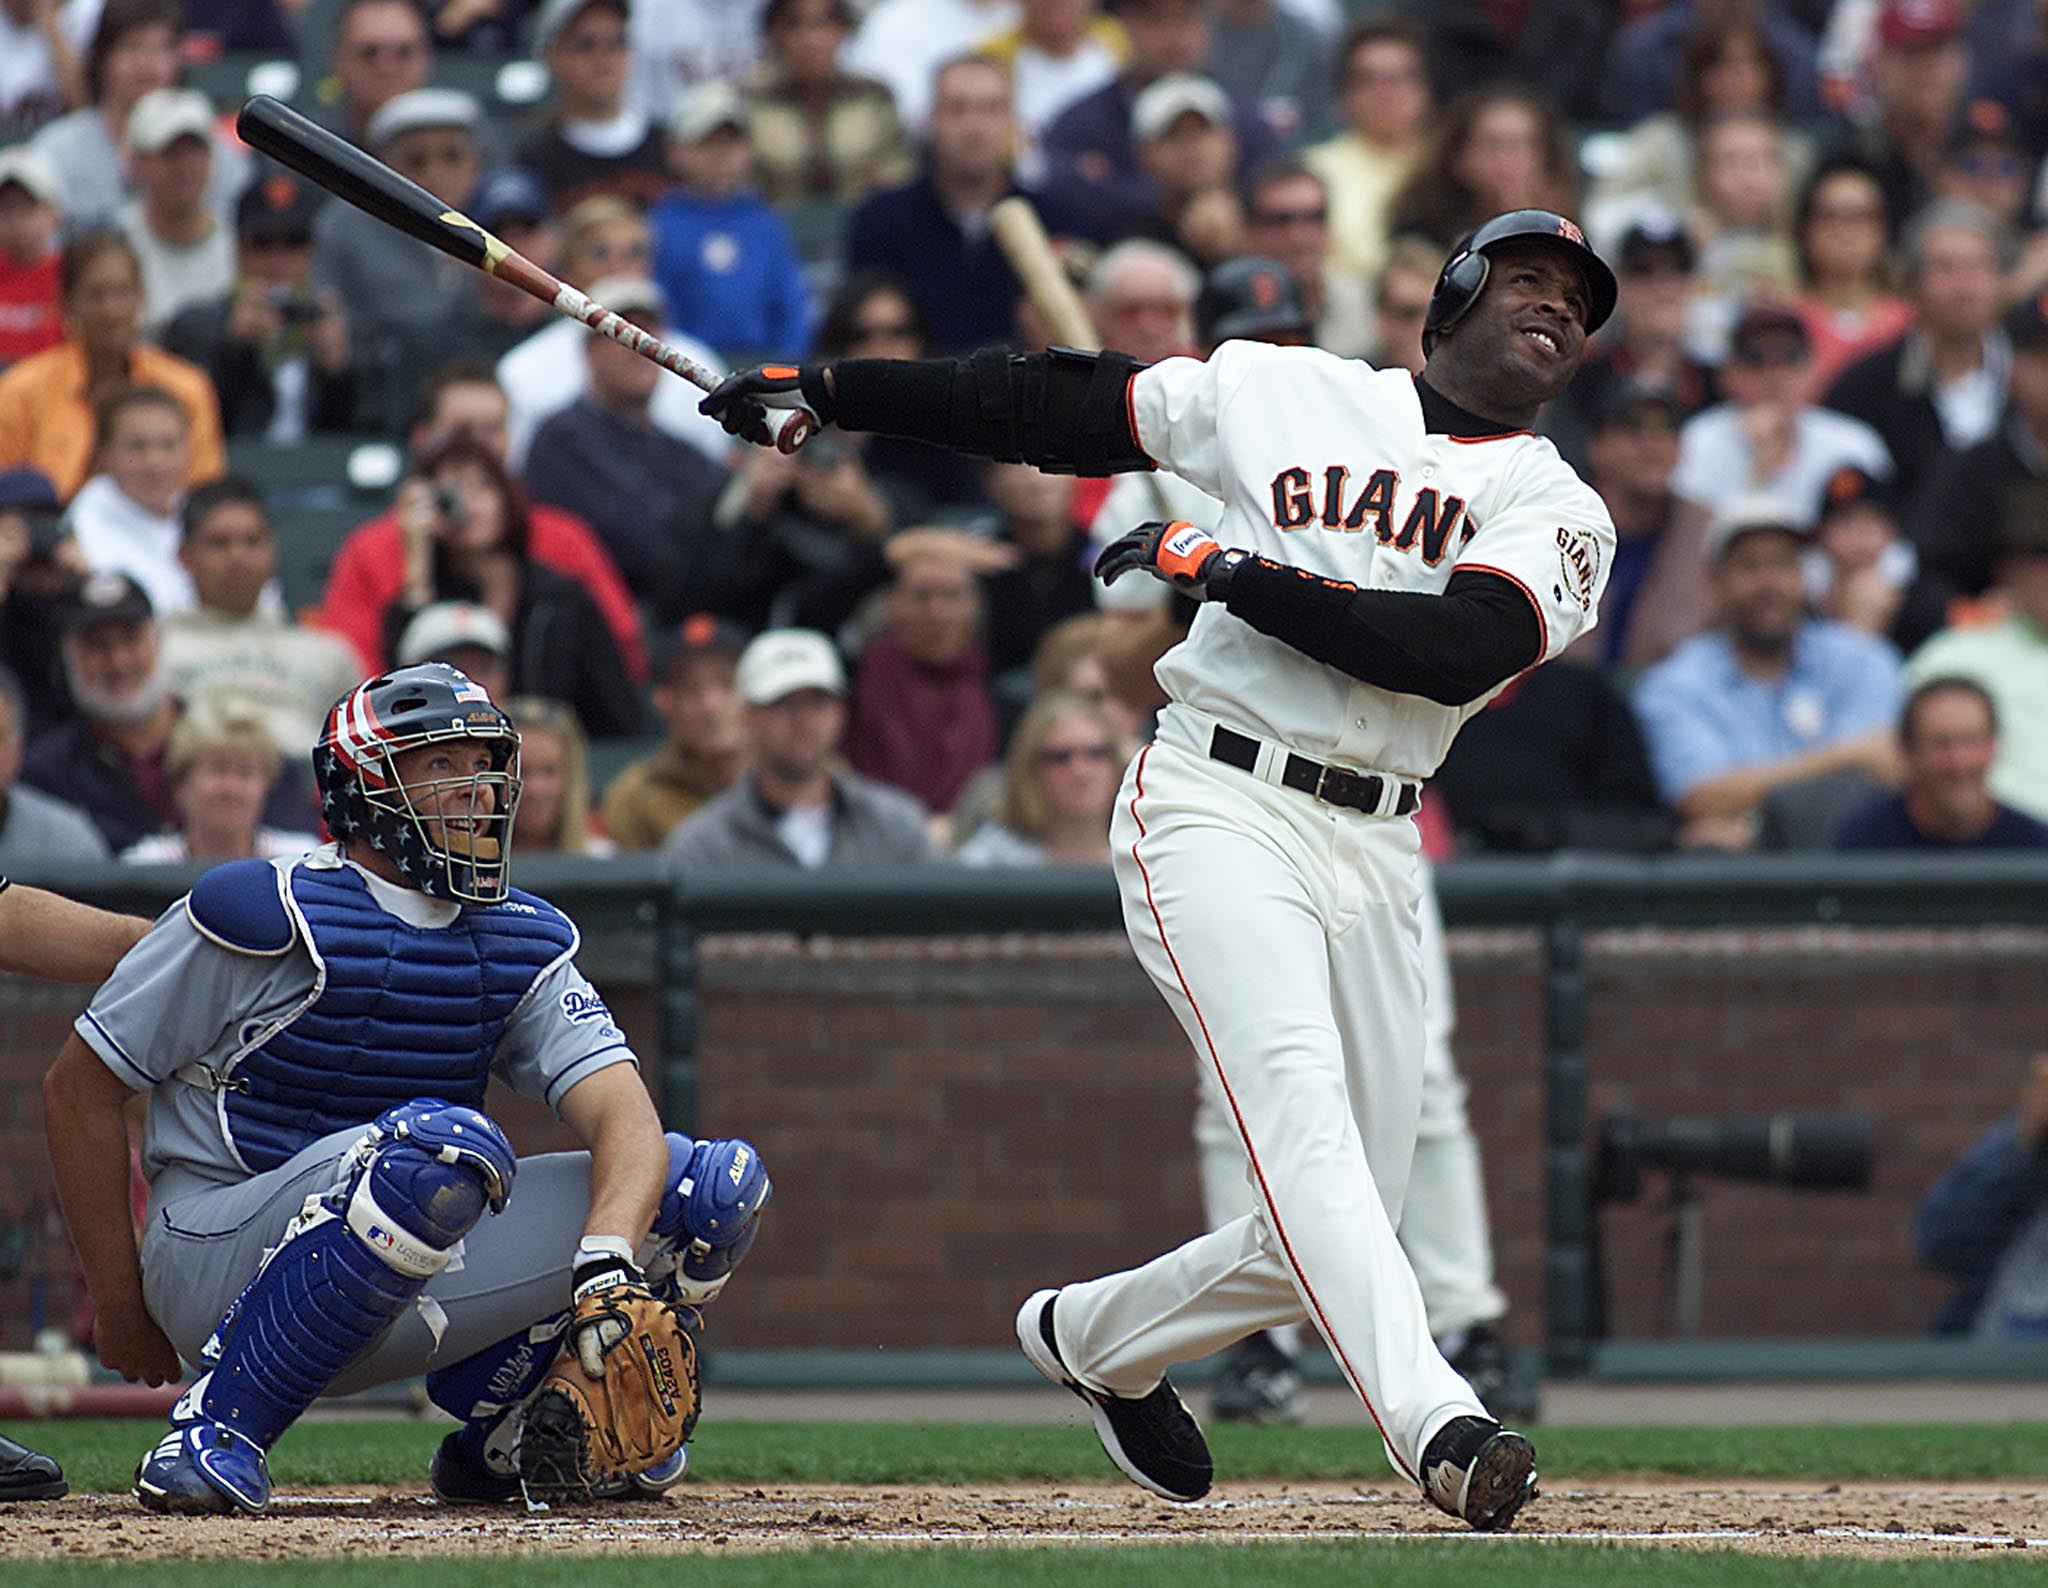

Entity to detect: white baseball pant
[1050,736,1486,1481]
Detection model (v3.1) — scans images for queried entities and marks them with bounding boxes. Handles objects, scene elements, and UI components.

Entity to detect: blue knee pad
[648,1133,771,1305]
[200,1100,517,1449]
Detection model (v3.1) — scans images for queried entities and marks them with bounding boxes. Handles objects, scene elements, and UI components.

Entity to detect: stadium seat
[227,434,396,615]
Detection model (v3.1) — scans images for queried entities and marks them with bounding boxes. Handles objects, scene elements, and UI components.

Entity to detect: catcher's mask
[315,663,523,905]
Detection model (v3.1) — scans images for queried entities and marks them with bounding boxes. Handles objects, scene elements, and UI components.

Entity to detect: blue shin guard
[645,1133,772,1306]
[136,1101,516,1515]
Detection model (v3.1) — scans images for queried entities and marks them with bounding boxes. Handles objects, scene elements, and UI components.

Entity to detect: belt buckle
[1313,763,1366,811]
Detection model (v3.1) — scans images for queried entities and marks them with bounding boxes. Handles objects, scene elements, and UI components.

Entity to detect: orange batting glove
[1094,520,1247,600]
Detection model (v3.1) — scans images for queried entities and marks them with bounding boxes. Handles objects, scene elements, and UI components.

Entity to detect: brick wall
[4,926,2042,1355]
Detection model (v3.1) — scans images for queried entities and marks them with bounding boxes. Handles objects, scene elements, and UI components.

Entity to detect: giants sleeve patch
[1555,527,1600,611]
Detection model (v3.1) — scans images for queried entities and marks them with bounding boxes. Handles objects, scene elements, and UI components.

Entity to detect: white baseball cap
[1701,493,1810,566]
[126,88,216,155]
[736,629,844,706]
[397,600,512,665]
[367,87,483,149]
[668,80,747,144]
[533,0,626,54]
[585,274,666,320]
[1131,74,1231,143]
[0,146,60,208]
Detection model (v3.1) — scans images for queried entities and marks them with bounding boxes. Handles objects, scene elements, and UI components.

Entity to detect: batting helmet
[1421,209,1617,355]
[1196,255,1313,348]
[314,663,523,905]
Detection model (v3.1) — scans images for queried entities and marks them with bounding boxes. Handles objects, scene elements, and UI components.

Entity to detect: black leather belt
[1209,725,1421,817]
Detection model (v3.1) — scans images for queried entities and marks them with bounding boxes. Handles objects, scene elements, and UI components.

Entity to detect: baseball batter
[703,208,1617,1531]
[41,663,772,1516]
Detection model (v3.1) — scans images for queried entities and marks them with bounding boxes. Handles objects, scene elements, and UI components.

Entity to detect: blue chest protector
[191,859,578,1173]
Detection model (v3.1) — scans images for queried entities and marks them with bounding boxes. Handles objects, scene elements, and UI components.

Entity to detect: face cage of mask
[358,746,524,904]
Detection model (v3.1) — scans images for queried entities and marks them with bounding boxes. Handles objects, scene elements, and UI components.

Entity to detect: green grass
[5,1545,2046,1588]
[23,1417,2048,1494]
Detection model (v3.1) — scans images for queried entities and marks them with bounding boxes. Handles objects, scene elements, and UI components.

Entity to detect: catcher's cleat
[1016,1288,1212,1503]
[0,1431,66,1500]
[134,1420,271,1516]
[1421,1414,1538,1532]
[430,1426,521,1505]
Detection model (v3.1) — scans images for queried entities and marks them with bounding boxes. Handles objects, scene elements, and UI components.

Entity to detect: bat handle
[769,407,815,455]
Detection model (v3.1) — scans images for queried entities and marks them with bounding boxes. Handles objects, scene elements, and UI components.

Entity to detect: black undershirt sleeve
[1219,561,1544,706]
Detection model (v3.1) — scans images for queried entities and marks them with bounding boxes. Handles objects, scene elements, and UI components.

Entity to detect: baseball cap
[1195,256,1310,345]
[668,81,747,144]
[1617,207,1696,274]
[472,167,550,231]
[235,171,321,241]
[1592,377,1681,430]
[125,88,215,155]
[584,273,665,320]
[2005,289,2048,354]
[367,88,483,150]
[1877,0,1963,48]
[533,0,625,53]
[0,146,60,208]
[1702,493,1809,565]
[735,628,844,705]
[0,468,60,516]
[396,600,512,666]
[652,612,749,679]
[1818,465,1895,523]
[1729,299,1810,361]
[1131,74,1231,142]
[58,571,153,637]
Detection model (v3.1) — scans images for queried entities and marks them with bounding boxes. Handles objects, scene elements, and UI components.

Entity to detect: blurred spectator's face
[889,553,979,667]
[1341,38,1429,147]
[1371,262,1432,374]
[430,458,510,554]
[512,725,566,848]
[1816,502,1896,577]
[338,1,431,119]
[422,380,512,458]
[928,61,1014,184]
[1120,0,1210,76]
[1714,528,1807,651]
[1138,111,1235,202]
[986,461,1074,546]
[389,125,480,208]
[1912,224,2000,339]
[100,22,178,112]
[841,288,923,359]
[548,2,630,113]
[1802,169,1886,287]
[1587,402,1680,503]
[2010,347,2048,430]
[655,652,743,757]
[565,216,651,282]
[768,0,849,87]
[103,403,190,518]
[1022,0,1091,41]
[1056,649,1141,747]
[1092,257,1193,363]
[1721,329,1809,409]
[1699,117,1781,229]
[239,226,316,288]
[65,617,162,726]
[1696,28,1773,115]
[1872,38,1966,131]
[1617,247,1693,343]
[1939,142,2030,224]
[587,310,665,410]
[1245,172,1328,288]
[177,747,269,849]
[669,125,751,199]
[181,500,275,616]
[1454,100,1547,212]
[748,687,844,782]
[0,184,59,264]
[66,246,143,355]
[134,134,212,217]
[489,211,559,277]
[1902,685,1998,825]
[1035,709,1120,825]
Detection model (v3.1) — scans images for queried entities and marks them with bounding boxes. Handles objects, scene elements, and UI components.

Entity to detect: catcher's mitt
[517,1283,700,1501]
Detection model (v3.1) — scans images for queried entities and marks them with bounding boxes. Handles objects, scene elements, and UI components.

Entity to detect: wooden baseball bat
[234,95,814,453]
[990,196,1100,353]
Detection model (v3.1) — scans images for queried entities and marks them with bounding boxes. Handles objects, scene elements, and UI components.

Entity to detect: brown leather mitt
[516,1283,700,1501]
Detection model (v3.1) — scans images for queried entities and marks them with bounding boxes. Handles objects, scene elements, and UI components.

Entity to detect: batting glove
[1094,520,1247,601]
[699,363,836,450]
[568,1237,645,1377]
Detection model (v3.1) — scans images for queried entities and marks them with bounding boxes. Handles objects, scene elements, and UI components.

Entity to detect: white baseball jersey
[1129,342,1617,778]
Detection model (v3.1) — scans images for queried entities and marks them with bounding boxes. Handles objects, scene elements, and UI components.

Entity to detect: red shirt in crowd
[0,251,64,366]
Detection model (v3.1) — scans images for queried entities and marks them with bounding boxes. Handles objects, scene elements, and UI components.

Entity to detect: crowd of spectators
[0,0,2044,870]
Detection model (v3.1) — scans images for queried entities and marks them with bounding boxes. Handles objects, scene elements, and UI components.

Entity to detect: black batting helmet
[1422,209,1617,355]
[315,663,523,905]
[1196,255,1313,348]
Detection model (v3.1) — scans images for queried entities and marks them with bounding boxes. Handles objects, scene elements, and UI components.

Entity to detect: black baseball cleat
[1016,1288,1212,1503]
[1210,1330,1303,1424]
[1444,1325,1540,1425]
[429,1428,522,1504]
[1421,1414,1538,1532]
[0,1431,66,1501]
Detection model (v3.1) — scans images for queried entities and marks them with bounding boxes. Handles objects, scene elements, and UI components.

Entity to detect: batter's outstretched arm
[0,881,150,983]
[700,351,1154,476]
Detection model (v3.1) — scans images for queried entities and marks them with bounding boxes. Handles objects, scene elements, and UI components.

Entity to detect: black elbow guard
[970,347,1151,475]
